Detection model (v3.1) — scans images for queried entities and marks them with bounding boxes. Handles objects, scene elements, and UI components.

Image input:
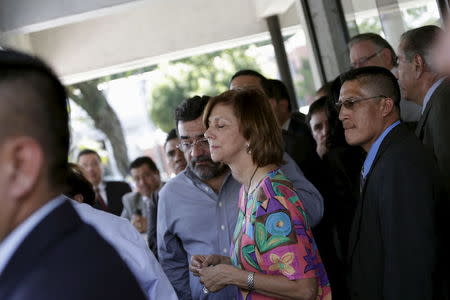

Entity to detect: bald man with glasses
[338,66,443,300]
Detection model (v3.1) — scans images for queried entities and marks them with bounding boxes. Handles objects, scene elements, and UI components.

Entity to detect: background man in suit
[165,128,187,175]
[0,49,145,300]
[78,148,131,215]
[339,66,442,300]
[348,32,422,123]
[396,25,450,194]
[121,156,161,256]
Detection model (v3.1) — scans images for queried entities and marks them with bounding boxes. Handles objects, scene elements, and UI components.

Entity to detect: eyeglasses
[350,48,384,69]
[336,95,387,111]
[176,137,209,152]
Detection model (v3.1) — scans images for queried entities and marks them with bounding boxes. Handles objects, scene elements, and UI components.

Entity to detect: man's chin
[190,162,227,180]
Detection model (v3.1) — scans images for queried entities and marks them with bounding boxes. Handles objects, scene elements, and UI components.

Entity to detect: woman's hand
[199,264,238,292]
[189,254,229,276]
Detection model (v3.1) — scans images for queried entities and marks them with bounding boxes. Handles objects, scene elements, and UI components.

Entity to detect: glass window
[342,0,441,48]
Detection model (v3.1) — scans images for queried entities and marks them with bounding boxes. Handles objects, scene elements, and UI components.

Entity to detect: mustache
[191,155,214,165]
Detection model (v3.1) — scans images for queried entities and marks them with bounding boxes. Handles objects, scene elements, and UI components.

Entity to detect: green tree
[149,45,261,132]
[294,57,315,106]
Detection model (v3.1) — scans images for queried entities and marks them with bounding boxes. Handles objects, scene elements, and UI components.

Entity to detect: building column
[266,15,299,111]
[299,0,350,82]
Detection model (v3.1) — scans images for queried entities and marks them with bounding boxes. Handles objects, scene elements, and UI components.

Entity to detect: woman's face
[309,110,329,147]
[204,103,248,164]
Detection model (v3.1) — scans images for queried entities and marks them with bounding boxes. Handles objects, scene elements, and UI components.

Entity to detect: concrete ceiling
[0,0,300,84]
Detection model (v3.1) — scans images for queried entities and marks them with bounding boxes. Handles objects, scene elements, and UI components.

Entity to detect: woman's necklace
[244,166,259,220]
[247,166,259,195]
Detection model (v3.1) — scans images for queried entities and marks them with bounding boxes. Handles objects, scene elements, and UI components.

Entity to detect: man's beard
[189,155,227,180]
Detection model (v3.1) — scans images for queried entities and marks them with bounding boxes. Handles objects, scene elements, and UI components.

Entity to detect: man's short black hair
[174,95,210,130]
[129,156,159,174]
[166,128,178,143]
[262,79,292,111]
[230,69,267,84]
[64,163,95,207]
[340,66,401,109]
[0,49,69,187]
[306,96,328,127]
[77,149,101,162]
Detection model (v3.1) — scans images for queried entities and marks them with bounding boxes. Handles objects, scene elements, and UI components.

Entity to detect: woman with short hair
[190,89,331,300]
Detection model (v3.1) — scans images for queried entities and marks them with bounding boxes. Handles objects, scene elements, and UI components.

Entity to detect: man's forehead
[177,118,206,139]
[340,80,367,97]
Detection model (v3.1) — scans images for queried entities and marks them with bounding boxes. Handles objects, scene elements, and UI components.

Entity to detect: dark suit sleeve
[379,157,437,300]
[432,97,450,193]
[147,191,159,257]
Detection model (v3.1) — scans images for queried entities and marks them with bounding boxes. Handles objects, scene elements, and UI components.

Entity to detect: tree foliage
[149,45,261,132]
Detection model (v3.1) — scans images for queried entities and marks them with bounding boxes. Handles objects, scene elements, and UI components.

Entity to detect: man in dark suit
[0,49,145,300]
[396,25,450,194]
[339,66,443,300]
[121,156,161,256]
[78,149,131,215]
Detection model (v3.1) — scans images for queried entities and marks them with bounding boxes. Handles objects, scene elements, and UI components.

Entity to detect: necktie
[94,186,108,211]
[359,166,365,196]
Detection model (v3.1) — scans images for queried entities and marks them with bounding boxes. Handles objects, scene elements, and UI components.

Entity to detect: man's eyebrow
[179,134,205,140]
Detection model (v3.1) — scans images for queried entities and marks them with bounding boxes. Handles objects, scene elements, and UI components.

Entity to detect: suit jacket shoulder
[105,180,132,216]
[0,201,146,300]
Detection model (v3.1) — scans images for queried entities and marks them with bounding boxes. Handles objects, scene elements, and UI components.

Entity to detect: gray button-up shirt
[157,153,323,300]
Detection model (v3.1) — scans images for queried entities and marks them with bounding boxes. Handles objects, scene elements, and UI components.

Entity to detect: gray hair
[400,25,442,72]
[348,33,397,67]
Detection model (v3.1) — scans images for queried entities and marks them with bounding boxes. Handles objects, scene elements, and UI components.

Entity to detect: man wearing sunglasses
[348,33,421,123]
[339,66,443,300]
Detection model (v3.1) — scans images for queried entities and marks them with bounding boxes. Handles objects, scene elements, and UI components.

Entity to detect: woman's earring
[246,143,252,154]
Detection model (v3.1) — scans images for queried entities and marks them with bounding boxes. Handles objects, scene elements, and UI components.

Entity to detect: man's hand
[131,214,148,233]
[189,255,228,276]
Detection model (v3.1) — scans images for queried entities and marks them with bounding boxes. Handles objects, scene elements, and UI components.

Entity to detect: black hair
[306,96,328,127]
[77,148,101,161]
[129,156,159,173]
[166,128,178,143]
[230,69,267,88]
[348,32,397,67]
[261,79,292,111]
[339,66,401,108]
[0,49,69,187]
[174,95,210,129]
[64,163,95,206]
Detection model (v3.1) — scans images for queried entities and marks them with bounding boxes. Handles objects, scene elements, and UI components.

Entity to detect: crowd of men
[0,23,448,300]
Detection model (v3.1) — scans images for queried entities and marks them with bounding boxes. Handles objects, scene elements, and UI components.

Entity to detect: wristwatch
[247,272,255,291]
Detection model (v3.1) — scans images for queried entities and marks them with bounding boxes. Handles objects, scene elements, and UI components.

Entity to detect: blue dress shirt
[157,153,323,300]
[362,120,401,178]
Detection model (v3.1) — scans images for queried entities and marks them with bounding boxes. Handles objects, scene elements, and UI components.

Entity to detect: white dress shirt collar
[0,196,66,275]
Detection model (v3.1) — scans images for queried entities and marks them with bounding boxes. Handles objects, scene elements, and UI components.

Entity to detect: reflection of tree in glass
[402,6,439,30]
[149,46,261,132]
[356,16,382,35]
[294,57,315,106]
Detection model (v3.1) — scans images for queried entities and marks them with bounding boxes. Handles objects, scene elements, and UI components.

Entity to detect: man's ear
[380,97,395,117]
[414,54,426,79]
[381,48,392,66]
[4,137,43,200]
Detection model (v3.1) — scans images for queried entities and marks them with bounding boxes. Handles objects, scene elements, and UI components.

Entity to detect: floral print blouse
[230,169,332,300]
